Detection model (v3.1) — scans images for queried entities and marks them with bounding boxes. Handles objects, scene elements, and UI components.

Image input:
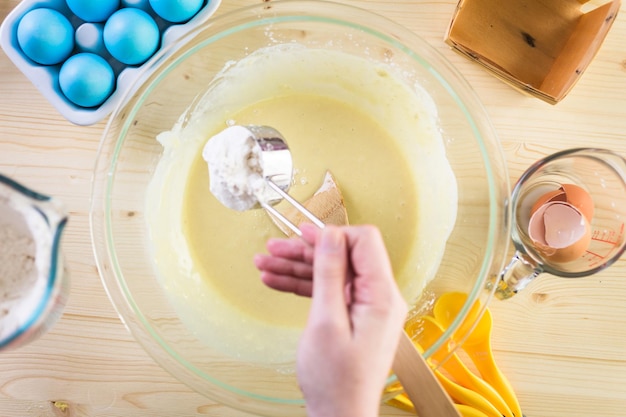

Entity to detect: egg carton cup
[0,0,222,125]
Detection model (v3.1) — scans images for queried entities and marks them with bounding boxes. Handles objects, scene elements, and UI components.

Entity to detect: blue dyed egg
[103,8,159,65]
[16,8,74,65]
[149,0,204,23]
[59,53,115,107]
[66,0,120,23]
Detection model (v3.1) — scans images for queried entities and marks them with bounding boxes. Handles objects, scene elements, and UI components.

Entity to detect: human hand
[254,224,408,417]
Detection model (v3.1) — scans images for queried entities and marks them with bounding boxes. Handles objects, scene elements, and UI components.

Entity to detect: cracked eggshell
[528,201,591,263]
[530,184,594,223]
[530,188,566,216]
[560,184,594,222]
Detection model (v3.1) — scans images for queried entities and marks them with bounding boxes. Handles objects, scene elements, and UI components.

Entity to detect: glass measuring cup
[492,148,626,299]
[0,174,69,349]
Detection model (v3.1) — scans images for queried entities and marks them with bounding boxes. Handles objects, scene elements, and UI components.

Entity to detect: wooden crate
[445,0,621,104]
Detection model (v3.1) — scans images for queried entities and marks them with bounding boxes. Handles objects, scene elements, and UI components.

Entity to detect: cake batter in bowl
[90,2,510,415]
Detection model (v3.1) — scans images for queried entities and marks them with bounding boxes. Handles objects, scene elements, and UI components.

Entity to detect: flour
[0,194,52,343]
[0,226,37,290]
[202,125,274,211]
[0,222,38,339]
[0,225,36,294]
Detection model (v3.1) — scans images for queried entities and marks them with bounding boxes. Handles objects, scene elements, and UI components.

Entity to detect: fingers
[299,223,319,247]
[308,226,350,331]
[342,226,407,343]
[258,270,314,297]
[254,253,313,279]
[266,236,314,264]
[254,252,314,296]
[255,224,406,341]
[344,226,395,288]
[254,234,315,296]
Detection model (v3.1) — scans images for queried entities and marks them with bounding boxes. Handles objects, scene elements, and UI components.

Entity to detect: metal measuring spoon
[203,125,323,235]
[246,125,325,236]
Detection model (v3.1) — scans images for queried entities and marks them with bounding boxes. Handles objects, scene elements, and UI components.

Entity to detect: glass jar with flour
[0,174,68,349]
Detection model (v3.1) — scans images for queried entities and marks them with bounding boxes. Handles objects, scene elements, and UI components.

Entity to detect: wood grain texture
[1,0,626,416]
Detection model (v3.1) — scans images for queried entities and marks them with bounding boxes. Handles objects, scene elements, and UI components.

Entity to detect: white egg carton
[0,0,221,126]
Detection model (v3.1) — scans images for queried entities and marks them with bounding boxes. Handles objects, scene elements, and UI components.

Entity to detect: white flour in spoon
[202,125,271,211]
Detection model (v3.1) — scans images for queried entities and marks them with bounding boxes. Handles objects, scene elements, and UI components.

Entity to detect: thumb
[309,226,350,330]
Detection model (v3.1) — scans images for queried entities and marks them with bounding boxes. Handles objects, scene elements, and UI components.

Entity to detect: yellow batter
[146,45,457,364]
[184,93,418,327]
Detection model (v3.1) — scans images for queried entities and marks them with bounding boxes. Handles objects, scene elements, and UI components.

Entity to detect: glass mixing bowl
[90,1,511,415]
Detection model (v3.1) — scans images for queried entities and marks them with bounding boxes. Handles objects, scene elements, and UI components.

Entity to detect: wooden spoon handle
[392,331,461,417]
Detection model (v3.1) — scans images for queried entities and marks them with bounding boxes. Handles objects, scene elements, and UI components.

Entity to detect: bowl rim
[90,0,511,413]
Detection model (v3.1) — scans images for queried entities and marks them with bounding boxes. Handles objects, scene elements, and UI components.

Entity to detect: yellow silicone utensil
[410,315,514,417]
[456,404,490,417]
[434,292,524,417]
[438,365,504,417]
[390,340,503,417]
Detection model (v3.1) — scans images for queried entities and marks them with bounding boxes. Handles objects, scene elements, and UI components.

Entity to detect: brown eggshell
[542,221,591,263]
[530,189,566,217]
[528,201,592,263]
[561,184,594,222]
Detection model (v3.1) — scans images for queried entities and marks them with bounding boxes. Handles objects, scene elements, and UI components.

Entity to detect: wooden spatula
[394,331,462,417]
[268,170,349,236]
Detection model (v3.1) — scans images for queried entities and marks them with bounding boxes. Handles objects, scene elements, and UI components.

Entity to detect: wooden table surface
[1,0,626,416]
